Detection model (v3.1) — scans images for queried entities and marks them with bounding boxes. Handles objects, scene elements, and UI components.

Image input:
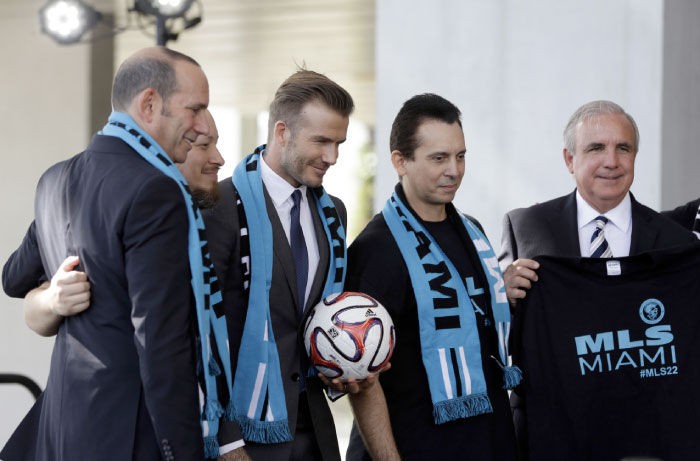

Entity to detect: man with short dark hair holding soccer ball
[346,94,520,461]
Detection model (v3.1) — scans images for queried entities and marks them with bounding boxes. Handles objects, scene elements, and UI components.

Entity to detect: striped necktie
[590,215,613,258]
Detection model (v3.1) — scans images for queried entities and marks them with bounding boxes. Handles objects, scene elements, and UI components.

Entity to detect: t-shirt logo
[573,297,677,378]
[640,298,665,324]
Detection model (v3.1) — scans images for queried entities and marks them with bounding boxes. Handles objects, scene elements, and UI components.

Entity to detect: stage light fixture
[39,0,102,45]
[135,0,195,18]
[38,0,201,47]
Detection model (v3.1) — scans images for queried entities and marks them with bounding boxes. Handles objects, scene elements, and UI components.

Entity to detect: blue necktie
[590,215,613,258]
[290,190,309,314]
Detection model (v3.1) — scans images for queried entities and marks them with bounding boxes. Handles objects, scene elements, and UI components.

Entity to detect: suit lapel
[263,186,301,310]
[630,193,658,254]
[548,190,582,257]
[305,188,329,314]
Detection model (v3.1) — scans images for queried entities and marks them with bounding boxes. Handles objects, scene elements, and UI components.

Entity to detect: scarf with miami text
[382,191,521,424]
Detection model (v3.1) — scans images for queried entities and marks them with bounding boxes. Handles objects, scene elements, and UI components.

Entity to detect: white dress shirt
[577,191,632,257]
[260,153,320,306]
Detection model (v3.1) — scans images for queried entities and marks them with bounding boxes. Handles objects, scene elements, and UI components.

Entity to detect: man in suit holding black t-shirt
[346,94,518,461]
[498,100,695,458]
[500,100,694,302]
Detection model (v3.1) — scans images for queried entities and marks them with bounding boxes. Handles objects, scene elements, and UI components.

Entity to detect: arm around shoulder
[3,221,46,298]
[23,256,91,337]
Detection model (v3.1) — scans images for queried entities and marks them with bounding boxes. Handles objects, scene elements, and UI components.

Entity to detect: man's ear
[134,88,160,123]
[273,120,290,148]
[391,150,407,177]
[563,148,575,174]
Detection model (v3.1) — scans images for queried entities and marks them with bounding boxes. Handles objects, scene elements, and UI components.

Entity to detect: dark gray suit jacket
[499,190,696,265]
[498,189,696,460]
[662,197,700,232]
[1,135,204,460]
[203,177,346,461]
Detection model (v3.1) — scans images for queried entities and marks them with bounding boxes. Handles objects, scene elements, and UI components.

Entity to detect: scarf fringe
[225,399,236,421]
[203,435,219,459]
[237,416,293,444]
[203,397,224,421]
[208,356,222,377]
[432,393,493,425]
[502,365,523,390]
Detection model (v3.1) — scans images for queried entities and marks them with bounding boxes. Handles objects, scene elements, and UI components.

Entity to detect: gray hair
[111,48,199,111]
[563,100,640,153]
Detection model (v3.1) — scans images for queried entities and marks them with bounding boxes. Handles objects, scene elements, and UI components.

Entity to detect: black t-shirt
[518,243,700,461]
[345,194,517,461]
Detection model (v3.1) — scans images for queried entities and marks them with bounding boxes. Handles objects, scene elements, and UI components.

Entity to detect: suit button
[291,372,300,382]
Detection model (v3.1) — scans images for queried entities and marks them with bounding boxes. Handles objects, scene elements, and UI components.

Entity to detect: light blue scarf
[382,192,521,424]
[101,112,234,458]
[231,146,346,442]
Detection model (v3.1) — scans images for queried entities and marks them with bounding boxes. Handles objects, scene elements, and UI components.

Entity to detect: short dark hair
[267,69,354,140]
[111,47,200,111]
[390,93,462,160]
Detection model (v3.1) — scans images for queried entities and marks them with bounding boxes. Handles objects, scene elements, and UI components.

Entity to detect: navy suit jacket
[203,177,346,461]
[1,135,204,460]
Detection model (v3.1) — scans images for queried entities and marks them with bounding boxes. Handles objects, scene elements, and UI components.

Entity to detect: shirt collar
[260,150,307,207]
[576,190,632,233]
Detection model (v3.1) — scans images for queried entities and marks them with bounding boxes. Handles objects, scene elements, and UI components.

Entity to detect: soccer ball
[304,292,395,382]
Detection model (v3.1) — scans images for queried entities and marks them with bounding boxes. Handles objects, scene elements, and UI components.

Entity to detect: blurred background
[1,0,698,455]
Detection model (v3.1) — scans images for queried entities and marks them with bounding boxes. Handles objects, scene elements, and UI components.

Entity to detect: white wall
[375,0,668,251]
[0,1,92,445]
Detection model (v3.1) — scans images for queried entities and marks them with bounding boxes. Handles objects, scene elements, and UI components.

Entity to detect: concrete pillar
[660,0,700,209]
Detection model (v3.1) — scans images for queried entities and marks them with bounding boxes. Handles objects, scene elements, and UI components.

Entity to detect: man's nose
[322,144,339,166]
[193,112,210,136]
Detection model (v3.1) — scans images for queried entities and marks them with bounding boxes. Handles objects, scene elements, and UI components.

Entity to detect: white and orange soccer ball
[304,292,395,382]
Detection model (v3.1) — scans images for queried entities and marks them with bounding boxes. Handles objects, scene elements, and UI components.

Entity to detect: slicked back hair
[111,48,200,112]
[267,69,354,141]
[564,100,640,153]
[390,93,462,160]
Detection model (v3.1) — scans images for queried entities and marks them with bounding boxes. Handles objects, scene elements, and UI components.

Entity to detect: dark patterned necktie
[590,215,613,258]
[290,190,309,313]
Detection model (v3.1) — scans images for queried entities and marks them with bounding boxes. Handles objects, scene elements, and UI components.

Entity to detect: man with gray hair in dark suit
[498,100,695,458]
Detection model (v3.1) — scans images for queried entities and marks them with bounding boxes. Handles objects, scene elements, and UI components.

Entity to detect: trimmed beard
[191,184,220,209]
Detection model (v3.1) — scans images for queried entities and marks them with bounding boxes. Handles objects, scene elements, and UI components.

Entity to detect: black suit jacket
[499,190,696,265]
[498,189,696,460]
[1,135,204,460]
[662,197,700,232]
[203,177,346,461]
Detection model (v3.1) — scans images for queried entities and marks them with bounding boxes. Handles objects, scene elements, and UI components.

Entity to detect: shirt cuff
[219,439,245,456]
[326,387,346,402]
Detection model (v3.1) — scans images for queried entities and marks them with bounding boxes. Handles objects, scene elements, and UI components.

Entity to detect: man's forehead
[577,113,633,132]
[172,61,208,95]
[415,119,465,146]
